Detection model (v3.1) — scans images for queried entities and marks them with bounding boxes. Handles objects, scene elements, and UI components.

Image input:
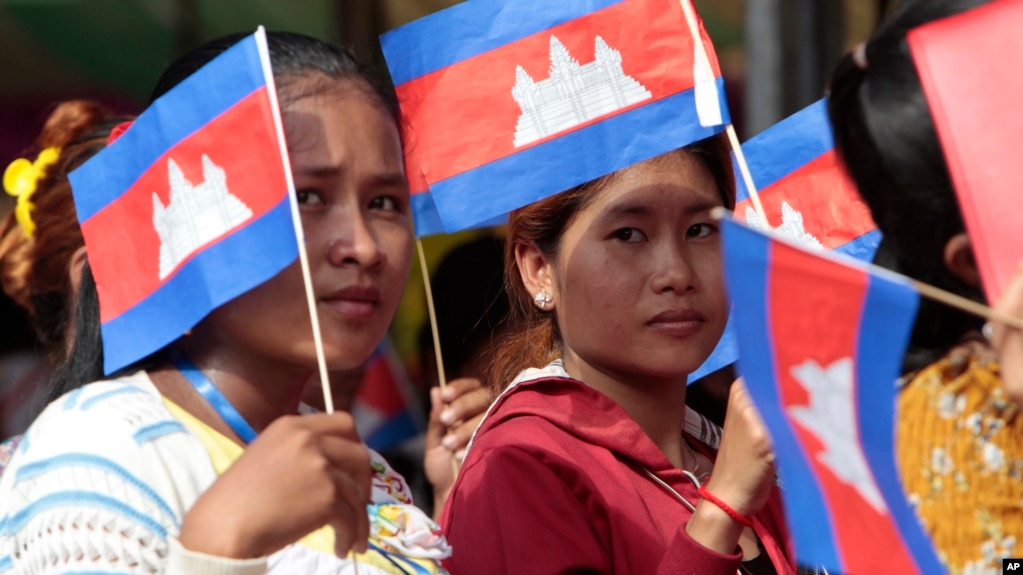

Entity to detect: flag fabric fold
[69,29,297,374]
[690,99,880,383]
[721,217,942,574]
[382,0,728,233]
[908,0,1023,304]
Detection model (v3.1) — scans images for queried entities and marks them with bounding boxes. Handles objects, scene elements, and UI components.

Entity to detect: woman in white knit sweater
[0,32,450,574]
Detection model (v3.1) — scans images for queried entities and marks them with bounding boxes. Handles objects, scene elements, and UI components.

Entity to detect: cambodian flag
[351,342,425,451]
[382,0,728,233]
[722,217,943,574]
[690,99,880,382]
[908,0,1023,304]
[69,29,298,374]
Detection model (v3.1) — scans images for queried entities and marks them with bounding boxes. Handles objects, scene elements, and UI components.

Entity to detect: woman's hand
[991,264,1023,408]
[686,379,775,553]
[424,377,490,516]
[178,412,372,559]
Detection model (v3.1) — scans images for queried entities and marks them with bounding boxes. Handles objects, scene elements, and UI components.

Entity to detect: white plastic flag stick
[255,27,335,415]
[678,0,769,224]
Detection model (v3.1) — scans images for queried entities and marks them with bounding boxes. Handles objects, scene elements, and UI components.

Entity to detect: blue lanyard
[169,348,258,444]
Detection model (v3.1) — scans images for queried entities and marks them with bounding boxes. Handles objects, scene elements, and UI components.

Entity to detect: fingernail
[455,448,467,462]
[439,409,455,425]
[442,434,458,450]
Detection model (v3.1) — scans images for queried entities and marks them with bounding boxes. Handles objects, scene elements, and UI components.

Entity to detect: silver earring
[534,289,553,309]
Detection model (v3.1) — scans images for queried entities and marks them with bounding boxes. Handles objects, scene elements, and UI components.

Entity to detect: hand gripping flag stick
[415,236,462,480]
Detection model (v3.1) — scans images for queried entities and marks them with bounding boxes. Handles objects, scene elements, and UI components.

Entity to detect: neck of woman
[562,355,689,470]
[151,336,313,444]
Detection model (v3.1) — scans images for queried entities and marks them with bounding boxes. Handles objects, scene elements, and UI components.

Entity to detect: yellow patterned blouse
[898,339,1023,575]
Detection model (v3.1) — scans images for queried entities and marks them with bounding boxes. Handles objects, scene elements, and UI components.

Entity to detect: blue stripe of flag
[832,229,882,261]
[411,193,446,238]
[856,274,942,573]
[431,80,728,232]
[72,35,265,223]
[721,219,842,570]
[101,197,296,373]
[736,99,833,203]
[382,0,626,86]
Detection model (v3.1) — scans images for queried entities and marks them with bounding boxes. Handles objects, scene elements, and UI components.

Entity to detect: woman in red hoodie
[440,133,796,574]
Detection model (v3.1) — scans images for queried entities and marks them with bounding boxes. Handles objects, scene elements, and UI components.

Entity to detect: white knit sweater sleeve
[0,374,268,574]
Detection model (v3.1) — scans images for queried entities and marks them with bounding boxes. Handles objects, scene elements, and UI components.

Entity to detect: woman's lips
[321,285,381,320]
[647,309,706,338]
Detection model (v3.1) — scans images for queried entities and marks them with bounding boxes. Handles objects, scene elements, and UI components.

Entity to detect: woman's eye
[613,228,646,242]
[686,223,716,238]
[296,190,324,205]
[369,195,401,212]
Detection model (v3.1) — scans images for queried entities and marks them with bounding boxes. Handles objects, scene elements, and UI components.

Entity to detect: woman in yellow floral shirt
[827,0,1023,572]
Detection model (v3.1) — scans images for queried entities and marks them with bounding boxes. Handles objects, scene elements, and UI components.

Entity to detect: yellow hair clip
[3,146,60,238]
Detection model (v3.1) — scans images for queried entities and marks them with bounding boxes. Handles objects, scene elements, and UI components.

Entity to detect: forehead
[586,151,721,213]
[279,78,401,158]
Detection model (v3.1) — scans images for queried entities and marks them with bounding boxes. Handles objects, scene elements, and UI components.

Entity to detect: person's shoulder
[8,372,198,477]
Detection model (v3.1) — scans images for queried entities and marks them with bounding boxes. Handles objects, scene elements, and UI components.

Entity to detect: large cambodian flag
[908,0,1023,304]
[721,217,942,574]
[690,99,880,382]
[69,29,298,374]
[382,0,729,233]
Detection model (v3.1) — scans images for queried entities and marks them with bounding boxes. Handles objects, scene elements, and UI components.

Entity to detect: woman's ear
[514,242,556,311]
[68,246,88,297]
[943,233,981,287]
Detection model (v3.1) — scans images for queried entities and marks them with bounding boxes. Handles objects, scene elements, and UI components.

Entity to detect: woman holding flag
[438,136,795,574]
[828,0,1023,571]
[0,31,455,574]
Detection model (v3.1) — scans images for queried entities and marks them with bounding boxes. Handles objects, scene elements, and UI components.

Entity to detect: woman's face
[545,151,728,387]
[197,77,412,371]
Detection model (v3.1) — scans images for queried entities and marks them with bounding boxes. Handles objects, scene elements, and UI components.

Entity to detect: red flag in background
[908,0,1023,303]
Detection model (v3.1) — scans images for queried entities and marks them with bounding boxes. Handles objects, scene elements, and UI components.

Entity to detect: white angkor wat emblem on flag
[152,155,253,279]
[787,357,888,513]
[511,35,652,147]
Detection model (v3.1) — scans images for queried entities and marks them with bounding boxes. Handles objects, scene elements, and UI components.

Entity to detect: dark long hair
[484,134,735,392]
[50,31,400,399]
[826,0,991,374]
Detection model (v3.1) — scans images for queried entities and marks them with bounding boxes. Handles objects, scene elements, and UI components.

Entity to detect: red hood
[471,373,689,476]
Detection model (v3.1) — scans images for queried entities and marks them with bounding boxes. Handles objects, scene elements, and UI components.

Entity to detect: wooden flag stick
[417,237,449,391]
[910,279,1023,331]
[726,124,769,224]
[256,27,335,415]
[415,236,461,479]
[711,207,1023,331]
[677,0,769,225]
[261,25,360,571]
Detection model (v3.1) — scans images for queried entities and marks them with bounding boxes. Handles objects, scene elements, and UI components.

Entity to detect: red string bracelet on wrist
[697,487,754,528]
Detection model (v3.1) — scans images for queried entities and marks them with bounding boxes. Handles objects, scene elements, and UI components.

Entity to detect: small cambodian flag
[908,0,1023,303]
[382,0,728,233]
[722,217,942,575]
[690,99,880,382]
[352,342,425,451]
[69,29,298,374]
